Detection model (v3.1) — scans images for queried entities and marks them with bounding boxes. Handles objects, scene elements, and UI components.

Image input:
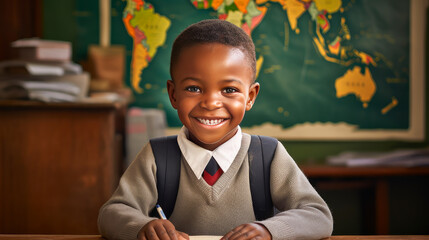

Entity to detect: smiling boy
[168,39,258,151]
[98,19,333,240]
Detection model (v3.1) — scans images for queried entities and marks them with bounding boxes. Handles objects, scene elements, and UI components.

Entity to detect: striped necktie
[203,157,223,186]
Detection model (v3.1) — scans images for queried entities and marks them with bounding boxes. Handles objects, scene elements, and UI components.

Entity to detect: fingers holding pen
[155,220,179,240]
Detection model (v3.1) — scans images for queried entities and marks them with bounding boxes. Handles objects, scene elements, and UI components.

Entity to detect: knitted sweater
[98,134,333,240]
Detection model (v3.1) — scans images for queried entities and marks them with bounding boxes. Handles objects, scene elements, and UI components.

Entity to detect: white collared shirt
[177,126,242,179]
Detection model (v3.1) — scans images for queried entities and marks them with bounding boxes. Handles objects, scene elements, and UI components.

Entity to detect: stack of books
[0,38,89,102]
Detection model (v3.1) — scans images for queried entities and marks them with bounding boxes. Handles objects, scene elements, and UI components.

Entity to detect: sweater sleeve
[256,142,333,240]
[98,143,158,240]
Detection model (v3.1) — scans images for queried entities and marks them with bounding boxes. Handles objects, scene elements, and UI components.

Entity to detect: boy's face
[168,43,259,150]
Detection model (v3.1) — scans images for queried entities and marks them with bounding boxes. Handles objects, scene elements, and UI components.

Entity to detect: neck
[189,128,238,151]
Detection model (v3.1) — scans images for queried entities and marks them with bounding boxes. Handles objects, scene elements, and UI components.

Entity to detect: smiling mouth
[197,118,226,126]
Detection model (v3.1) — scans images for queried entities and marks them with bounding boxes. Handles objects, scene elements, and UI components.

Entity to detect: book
[0,72,90,100]
[42,72,90,99]
[28,90,78,102]
[0,80,81,102]
[11,38,72,62]
[0,60,65,76]
[0,60,83,76]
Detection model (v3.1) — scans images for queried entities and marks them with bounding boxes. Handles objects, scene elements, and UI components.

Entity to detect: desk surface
[1,235,429,240]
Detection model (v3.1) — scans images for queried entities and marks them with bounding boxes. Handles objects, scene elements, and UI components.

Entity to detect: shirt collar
[177,126,242,179]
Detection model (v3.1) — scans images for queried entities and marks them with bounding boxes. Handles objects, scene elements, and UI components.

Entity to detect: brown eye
[186,86,201,93]
[223,87,238,94]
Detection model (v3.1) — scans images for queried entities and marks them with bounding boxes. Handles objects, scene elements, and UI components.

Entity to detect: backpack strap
[149,135,181,219]
[248,135,278,221]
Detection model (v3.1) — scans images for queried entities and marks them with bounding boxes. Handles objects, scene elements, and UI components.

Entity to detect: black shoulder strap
[149,135,181,219]
[248,135,278,221]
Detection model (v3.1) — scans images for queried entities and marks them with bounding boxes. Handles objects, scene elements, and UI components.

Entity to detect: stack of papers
[327,149,429,167]
[190,236,221,240]
[0,80,81,102]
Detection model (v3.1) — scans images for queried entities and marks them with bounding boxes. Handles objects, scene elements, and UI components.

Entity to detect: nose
[200,92,222,110]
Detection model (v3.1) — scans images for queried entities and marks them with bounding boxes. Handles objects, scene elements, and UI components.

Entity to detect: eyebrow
[176,77,200,83]
[220,79,245,86]
[177,78,245,87]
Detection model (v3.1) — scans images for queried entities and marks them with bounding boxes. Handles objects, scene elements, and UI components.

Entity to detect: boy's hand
[138,219,189,240]
[221,223,272,240]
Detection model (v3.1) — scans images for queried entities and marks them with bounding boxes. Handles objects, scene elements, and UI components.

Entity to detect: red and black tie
[202,157,223,186]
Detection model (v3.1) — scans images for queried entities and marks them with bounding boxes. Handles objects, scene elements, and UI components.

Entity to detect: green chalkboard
[58,0,426,140]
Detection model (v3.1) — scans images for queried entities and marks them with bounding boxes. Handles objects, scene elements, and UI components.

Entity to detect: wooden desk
[0,101,126,234]
[0,235,429,240]
[300,165,429,235]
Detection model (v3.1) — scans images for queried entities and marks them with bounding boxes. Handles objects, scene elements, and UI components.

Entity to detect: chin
[197,136,223,145]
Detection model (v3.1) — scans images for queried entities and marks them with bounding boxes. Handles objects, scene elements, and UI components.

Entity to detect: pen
[156,204,167,220]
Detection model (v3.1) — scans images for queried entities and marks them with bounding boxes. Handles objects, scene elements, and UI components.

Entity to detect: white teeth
[197,118,224,126]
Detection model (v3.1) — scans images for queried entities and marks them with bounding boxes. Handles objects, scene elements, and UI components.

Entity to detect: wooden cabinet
[0,101,124,234]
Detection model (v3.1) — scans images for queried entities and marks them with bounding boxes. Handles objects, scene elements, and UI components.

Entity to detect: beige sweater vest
[98,134,333,240]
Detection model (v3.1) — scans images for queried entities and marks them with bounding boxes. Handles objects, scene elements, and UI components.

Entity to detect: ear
[167,80,178,109]
[246,82,260,111]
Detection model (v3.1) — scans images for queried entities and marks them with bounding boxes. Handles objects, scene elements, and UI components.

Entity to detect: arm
[222,141,332,240]
[257,142,333,240]
[98,143,189,240]
[98,143,159,240]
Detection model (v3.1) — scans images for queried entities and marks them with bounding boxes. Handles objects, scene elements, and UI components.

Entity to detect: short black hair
[170,19,256,81]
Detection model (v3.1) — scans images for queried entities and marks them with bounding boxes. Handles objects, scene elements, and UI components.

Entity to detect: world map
[120,0,415,140]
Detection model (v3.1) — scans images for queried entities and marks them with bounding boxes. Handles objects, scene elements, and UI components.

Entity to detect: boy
[98,19,333,240]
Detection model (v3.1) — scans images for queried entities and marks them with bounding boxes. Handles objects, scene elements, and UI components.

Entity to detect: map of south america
[123,0,170,93]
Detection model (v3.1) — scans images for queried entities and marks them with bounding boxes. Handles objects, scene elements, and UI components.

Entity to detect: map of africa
[116,0,423,140]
